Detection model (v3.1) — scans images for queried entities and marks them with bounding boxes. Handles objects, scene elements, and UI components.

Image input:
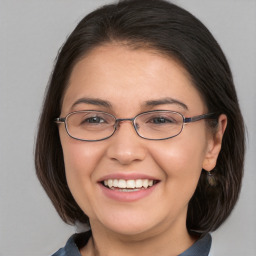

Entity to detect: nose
[106,120,147,165]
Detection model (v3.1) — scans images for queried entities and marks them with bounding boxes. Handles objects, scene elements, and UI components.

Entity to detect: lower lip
[99,183,158,202]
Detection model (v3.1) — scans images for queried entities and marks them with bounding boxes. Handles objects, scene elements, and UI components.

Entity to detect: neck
[80,218,196,256]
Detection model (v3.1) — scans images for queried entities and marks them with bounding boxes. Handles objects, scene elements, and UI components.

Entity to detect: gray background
[1,0,255,255]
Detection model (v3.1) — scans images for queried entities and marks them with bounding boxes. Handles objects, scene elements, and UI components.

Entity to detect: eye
[151,117,174,124]
[148,116,177,125]
[84,116,105,123]
[81,116,106,125]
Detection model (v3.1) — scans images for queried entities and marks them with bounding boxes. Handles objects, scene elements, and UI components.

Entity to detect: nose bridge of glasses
[115,117,138,130]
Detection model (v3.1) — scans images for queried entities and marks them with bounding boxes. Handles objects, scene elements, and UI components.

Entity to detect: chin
[104,221,157,237]
[92,208,168,238]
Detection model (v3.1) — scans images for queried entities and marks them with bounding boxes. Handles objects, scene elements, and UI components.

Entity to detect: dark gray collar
[179,233,211,256]
[52,231,211,256]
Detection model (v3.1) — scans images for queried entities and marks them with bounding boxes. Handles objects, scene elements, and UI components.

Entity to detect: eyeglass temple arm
[55,117,65,124]
[184,113,218,124]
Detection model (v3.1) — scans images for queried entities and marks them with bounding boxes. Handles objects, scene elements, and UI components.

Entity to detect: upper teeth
[104,179,154,189]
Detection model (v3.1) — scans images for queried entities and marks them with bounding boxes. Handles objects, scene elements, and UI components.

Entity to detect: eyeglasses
[55,110,217,141]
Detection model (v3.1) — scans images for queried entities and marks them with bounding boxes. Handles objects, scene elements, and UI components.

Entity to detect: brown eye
[150,117,175,124]
[82,116,105,124]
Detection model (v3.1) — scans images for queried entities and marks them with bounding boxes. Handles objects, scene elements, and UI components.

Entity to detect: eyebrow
[71,96,188,111]
[144,97,188,110]
[71,97,112,109]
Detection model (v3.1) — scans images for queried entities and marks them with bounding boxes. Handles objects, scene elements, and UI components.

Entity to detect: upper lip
[98,173,160,182]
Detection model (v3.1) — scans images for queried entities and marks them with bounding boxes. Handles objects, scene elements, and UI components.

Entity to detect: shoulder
[179,233,212,256]
[51,231,91,256]
[208,234,215,256]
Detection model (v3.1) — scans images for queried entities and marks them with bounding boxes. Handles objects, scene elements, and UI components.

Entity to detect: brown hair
[35,0,245,235]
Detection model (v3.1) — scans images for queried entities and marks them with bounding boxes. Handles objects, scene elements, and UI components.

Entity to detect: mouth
[101,179,159,192]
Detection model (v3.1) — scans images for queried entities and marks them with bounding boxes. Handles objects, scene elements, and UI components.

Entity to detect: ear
[203,114,227,171]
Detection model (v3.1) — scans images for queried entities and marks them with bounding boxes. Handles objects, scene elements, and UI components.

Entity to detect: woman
[35,0,245,255]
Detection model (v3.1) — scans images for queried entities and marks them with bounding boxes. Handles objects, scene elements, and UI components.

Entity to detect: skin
[59,44,227,256]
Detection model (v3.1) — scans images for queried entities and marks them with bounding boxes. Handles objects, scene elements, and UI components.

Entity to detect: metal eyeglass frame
[55,110,218,142]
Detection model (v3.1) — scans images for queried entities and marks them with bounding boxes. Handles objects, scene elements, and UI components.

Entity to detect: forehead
[62,44,206,115]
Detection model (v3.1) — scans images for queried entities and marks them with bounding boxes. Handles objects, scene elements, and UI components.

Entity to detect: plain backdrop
[1,0,255,255]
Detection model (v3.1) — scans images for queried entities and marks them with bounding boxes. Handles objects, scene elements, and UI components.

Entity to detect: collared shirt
[52,231,212,256]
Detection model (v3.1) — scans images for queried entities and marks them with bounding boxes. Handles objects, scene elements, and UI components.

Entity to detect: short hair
[35,0,245,235]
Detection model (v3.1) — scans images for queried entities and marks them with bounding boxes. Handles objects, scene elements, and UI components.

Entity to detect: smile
[102,179,158,191]
[99,177,160,201]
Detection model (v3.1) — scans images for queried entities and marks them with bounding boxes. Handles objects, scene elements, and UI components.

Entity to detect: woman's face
[59,44,218,237]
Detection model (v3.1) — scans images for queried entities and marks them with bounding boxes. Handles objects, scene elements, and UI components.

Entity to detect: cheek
[154,142,205,173]
[60,134,106,209]
[150,129,208,195]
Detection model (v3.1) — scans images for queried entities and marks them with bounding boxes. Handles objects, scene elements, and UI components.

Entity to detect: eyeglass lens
[65,111,184,141]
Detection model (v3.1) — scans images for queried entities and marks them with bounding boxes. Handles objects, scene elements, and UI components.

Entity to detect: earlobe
[203,114,227,171]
